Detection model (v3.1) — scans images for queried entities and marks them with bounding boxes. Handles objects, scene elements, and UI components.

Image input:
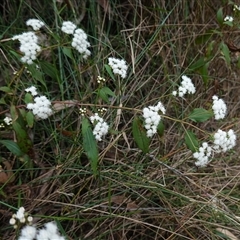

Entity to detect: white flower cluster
[212,95,227,120]
[9,207,33,228]
[26,19,45,31]
[172,75,196,97]
[90,113,109,141]
[193,142,212,167]
[3,116,12,125]
[142,101,166,138]
[61,21,77,34]
[108,57,128,79]
[18,222,65,240]
[25,86,38,96]
[193,129,236,167]
[27,96,52,119]
[61,21,91,59]
[224,15,233,22]
[97,76,106,84]
[234,5,240,11]
[12,31,41,64]
[213,129,236,153]
[25,86,52,119]
[72,28,91,59]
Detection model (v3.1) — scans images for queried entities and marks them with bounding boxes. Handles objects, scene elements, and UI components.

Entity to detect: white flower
[172,75,196,98]
[3,116,12,125]
[90,113,109,141]
[213,129,236,153]
[224,15,233,22]
[234,5,240,11]
[44,222,58,234]
[27,95,52,119]
[19,225,37,240]
[108,57,128,79]
[156,101,166,115]
[212,95,227,120]
[193,142,213,167]
[9,217,16,225]
[36,222,65,240]
[61,21,77,34]
[26,19,45,31]
[16,207,25,220]
[142,101,165,138]
[12,31,41,64]
[27,216,33,223]
[25,86,38,96]
[97,76,106,83]
[36,228,51,239]
[71,28,91,59]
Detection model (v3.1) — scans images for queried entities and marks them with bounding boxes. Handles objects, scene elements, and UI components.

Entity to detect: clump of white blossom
[61,21,91,59]
[12,31,41,64]
[233,5,240,11]
[212,95,227,120]
[3,116,12,125]
[213,129,236,153]
[172,75,196,97]
[9,207,33,229]
[61,20,77,34]
[79,107,87,116]
[26,19,45,31]
[72,28,91,59]
[97,76,106,84]
[224,15,234,22]
[193,129,236,167]
[27,96,52,119]
[18,222,65,240]
[193,142,212,167]
[142,101,166,138]
[25,86,52,119]
[25,86,38,96]
[108,57,128,79]
[89,113,109,141]
[10,207,65,240]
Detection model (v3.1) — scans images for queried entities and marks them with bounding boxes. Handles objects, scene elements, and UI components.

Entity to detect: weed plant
[1,0,240,239]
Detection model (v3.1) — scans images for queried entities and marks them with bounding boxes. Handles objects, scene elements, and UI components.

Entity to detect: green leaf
[24,93,33,104]
[157,121,164,137]
[104,64,115,80]
[62,47,74,60]
[184,130,199,152]
[205,40,215,58]
[195,32,212,45]
[189,57,206,71]
[26,111,34,128]
[223,21,233,27]
[10,105,33,154]
[0,140,24,157]
[39,61,60,81]
[0,98,6,105]
[188,108,213,122]
[220,42,231,66]
[0,86,13,93]
[198,64,210,85]
[99,87,116,103]
[82,117,98,176]
[132,117,150,153]
[216,7,223,26]
[9,50,21,60]
[26,65,46,89]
